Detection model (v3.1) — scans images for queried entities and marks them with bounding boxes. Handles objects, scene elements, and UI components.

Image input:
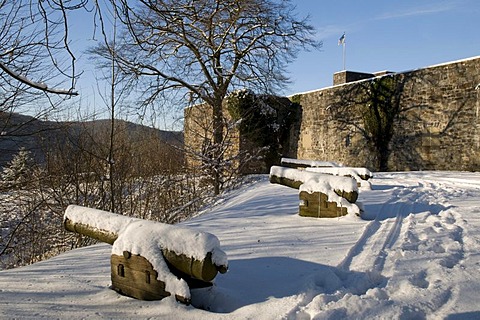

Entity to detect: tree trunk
[377,147,390,172]
[212,102,224,195]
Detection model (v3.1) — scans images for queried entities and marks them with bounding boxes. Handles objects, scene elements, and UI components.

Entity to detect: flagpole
[338,32,346,70]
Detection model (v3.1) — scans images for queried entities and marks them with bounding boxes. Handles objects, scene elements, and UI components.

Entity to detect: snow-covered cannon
[64,205,228,304]
[269,166,362,218]
[280,157,341,169]
[280,158,373,188]
[305,166,373,188]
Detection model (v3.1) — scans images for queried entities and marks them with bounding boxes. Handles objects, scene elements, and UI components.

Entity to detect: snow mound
[3,172,480,319]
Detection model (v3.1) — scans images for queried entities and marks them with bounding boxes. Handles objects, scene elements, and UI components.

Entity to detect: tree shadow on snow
[190,256,386,313]
[445,312,480,320]
[370,184,396,191]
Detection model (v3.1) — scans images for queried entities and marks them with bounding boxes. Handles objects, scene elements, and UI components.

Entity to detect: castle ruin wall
[294,56,480,171]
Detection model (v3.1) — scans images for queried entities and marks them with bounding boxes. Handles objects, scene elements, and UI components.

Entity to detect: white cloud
[376,2,456,20]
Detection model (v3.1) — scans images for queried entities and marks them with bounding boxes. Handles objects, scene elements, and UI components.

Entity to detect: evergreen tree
[1,148,35,189]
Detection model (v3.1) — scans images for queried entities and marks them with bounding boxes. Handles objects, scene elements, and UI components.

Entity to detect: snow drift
[2,172,480,319]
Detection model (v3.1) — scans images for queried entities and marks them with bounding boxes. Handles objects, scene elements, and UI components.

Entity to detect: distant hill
[0,112,183,169]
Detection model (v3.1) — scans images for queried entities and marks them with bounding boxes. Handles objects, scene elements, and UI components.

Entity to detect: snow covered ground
[1,171,480,319]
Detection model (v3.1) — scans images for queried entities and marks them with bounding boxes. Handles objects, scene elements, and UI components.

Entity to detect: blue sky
[284,0,480,95]
[68,0,480,127]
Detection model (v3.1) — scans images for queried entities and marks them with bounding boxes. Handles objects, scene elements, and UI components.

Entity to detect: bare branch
[0,1,87,99]
[90,0,320,194]
[0,60,78,96]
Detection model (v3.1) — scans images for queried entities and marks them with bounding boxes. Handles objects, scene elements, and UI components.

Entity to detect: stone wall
[184,93,300,174]
[184,103,240,171]
[184,56,480,173]
[294,56,480,171]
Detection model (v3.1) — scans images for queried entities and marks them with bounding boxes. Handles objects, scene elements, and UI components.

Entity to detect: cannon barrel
[269,166,358,203]
[64,205,227,283]
[64,218,118,245]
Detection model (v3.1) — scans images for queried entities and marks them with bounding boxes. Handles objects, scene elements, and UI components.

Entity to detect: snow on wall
[269,166,361,215]
[64,205,228,299]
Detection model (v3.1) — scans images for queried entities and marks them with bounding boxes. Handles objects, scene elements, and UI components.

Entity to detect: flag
[338,33,345,45]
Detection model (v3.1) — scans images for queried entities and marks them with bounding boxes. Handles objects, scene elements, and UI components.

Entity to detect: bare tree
[94,0,320,194]
[0,1,83,99]
[0,1,89,170]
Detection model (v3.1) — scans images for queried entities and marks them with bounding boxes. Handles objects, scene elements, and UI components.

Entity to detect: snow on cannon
[269,166,362,218]
[280,157,373,188]
[63,205,228,304]
[280,157,341,169]
[305,166,373,189]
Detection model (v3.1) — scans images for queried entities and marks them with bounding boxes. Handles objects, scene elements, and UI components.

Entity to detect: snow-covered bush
[0,166,71,269]
[0,129,214,270]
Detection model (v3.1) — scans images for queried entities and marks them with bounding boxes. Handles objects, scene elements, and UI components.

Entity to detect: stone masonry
[184,56,480,172]
[293,55,480,171]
